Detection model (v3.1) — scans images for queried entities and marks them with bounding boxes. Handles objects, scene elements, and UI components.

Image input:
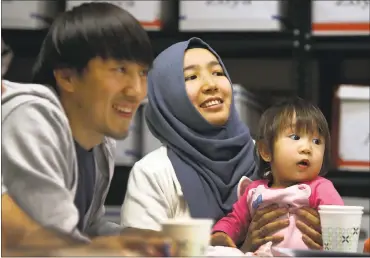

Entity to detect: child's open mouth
[297,159,310,168]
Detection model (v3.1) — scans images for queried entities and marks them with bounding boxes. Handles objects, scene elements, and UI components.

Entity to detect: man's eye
[139,70,148,77]
[116,67,126,73]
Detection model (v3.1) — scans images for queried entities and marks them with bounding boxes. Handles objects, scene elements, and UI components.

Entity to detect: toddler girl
[210,97,344,254]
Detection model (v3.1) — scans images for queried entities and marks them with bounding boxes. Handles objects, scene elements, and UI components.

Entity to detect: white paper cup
[319,210,363,253]
[161,218,213,256]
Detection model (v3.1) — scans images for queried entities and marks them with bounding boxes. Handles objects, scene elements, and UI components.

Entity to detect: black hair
[32,2,153,91]
[254,96,331,180]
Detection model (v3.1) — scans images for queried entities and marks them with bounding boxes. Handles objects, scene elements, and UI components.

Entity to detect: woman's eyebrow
[183,61,221,72]
[183,64,198,72]
[208,61,221,68]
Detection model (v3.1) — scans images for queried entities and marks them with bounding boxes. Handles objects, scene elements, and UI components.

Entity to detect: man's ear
[257,141,271,162]
[53,68,77,93]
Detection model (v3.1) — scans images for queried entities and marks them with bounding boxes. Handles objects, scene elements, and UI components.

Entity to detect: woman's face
[183,48,232,126]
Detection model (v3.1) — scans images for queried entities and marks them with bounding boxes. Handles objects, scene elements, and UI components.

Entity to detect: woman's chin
[204,115,229,126]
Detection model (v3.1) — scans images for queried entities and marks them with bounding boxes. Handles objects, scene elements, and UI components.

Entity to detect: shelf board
[312,36,370,56]
[2,29,294,58]
[4,28,370,59]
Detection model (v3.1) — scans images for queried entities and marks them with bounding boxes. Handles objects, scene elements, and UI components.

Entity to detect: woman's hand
[210,232,237,248]
[296,207,323,250]
[240,204,289,252]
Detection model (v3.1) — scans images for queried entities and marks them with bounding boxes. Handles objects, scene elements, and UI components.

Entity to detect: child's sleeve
[212,184,253,244]
[309,178,344,208]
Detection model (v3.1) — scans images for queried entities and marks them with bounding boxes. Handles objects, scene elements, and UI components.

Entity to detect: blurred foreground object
[1,39,13,77]
[364,238,370,253]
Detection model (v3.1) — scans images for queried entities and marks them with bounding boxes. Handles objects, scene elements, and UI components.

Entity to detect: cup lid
[318,205,364,210]
[161,218,214,226]
[318,210,363,214]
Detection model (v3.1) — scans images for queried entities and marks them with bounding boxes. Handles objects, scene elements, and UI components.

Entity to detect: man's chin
[106,130,129,140]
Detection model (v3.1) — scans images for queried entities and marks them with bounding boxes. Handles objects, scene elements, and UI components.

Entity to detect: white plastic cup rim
[318,210,363,215]
[161,218,214,226]
[318,205,364,211]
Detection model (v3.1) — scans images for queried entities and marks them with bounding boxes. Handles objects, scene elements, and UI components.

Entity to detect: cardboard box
[331,85,370,171]
[66,0,167,30]
[115,107,142,166]
[312,1,370,35]
[179,0,283,31]
[2,1,60,29]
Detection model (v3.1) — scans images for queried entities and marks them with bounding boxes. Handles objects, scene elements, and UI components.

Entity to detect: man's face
[67,57,148,140]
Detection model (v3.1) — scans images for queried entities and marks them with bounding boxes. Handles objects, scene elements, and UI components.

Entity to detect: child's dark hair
[254,97,331,180]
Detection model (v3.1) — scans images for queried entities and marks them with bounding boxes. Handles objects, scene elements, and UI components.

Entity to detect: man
[2,2,173,254]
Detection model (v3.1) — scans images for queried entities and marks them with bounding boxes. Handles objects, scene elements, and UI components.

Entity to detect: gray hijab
[145,37,257,220]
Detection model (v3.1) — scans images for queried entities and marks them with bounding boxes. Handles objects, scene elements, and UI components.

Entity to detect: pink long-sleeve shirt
[212,176,344,249]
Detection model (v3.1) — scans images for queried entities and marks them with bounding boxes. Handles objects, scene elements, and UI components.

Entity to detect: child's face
[269,125,325,188]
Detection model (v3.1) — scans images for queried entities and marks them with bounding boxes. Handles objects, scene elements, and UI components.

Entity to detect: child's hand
[210,232,236,248]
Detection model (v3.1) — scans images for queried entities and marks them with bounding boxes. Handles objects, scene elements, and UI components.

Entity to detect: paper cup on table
[318,208,363,253]
[161,218,213,256]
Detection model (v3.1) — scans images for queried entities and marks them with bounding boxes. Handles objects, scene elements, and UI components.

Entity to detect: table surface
[272,247,370,257]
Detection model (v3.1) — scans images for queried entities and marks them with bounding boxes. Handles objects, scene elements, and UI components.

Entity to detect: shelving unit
[2,0,369,205]
[2,30,295,58]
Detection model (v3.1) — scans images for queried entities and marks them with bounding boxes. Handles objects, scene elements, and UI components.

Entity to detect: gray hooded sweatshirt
[1,80,122,241]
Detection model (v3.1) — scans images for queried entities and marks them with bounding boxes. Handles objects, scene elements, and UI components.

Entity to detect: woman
[121,38,323,251]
